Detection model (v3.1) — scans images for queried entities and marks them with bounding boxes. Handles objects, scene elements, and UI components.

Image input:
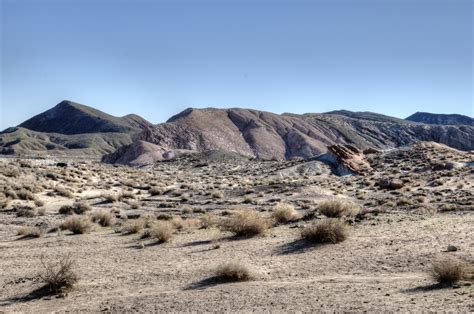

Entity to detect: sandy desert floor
[0,143,473,312]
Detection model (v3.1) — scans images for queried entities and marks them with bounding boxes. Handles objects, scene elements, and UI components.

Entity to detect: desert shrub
[121,219,145,234]
[149,187,164,196]
[200,213,219,229]
[55,186,73,198]
[431,258,467,286]
[39,253,78,294]
[60,216,92,234]
[102,192,121,203]
[272,203,300,223]
[34,199,45,207]
[220,208,269,237]
[317,199,360,218]
[301,219,347,244]
[17,189,37,201]
[214,262,254,282]
[170,216,184,230]
[91,210,115,227]
[59,202,92,215]
[127,200,140,209]
[15,205,37,218]
[149,221,173,243]
[121,191,136,199]
[212,191,224,199]
[17,226,44,238]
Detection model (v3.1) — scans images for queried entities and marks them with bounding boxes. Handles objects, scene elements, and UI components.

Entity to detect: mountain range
[1,100,472,163]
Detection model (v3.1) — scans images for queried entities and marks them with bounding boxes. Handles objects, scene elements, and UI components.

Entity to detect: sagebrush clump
[220,208,269,237]
[317,199,360,218]
[60,216,93,234]
[214,262,254,282]
[272,203,300,223]
[431,258,467,286]
[39,253,78,294]
[301,219,347,244]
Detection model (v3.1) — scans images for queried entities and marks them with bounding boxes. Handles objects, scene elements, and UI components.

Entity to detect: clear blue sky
[1,0,472,129]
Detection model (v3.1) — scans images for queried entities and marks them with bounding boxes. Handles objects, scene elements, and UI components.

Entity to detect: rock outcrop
[318,144,372,175]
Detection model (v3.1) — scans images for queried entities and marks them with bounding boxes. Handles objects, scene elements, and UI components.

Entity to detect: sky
[0,0,472,129]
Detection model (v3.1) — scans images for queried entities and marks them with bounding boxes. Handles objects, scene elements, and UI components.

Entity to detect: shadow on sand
[273,239,318,255]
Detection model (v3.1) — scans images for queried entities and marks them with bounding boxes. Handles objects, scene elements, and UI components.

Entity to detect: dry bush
[431,258,467,286]
[34,199,45,207]
[59,202,92,215]
[272,203,300,223]
[55,186,74,198]
[39,253,78,294]
[301,219,347,244]
[170,216,184,230]
[214,262,254,282]
[200,213,219,229]
[220,208,269,237]
[60,216,93,234]
[149,186,164,196]
[15,205,37,217]
[91,210,115,227]
[212,191,224,199]
[149,221,173,243]
[317,199,360,218]
[121,219,145,234]
[127,200,140,209]
[102,192,121,203]
[17,226,44,238]
[17,189,37,201]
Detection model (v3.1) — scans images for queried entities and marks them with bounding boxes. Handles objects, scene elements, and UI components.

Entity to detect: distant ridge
[18,100,152,135]
[0,100,152,156]
[405,112,473,126]
[1,101,473,159]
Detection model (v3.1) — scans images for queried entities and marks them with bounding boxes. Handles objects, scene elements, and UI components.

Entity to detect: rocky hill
[406,112,473,126]
[2,101,473,161]
[18,100,152,134]
[122,107,473,164]
[0,101,152,156]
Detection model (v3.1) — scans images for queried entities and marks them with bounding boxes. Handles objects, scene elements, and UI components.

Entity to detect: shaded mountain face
[131,108,473,163]
[406,112,473,126]
[0,100,152,156]
[18,100,152,134]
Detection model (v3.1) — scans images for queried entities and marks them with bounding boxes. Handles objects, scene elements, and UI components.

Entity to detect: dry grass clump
[149,186,164,196]
[212,191,224,199]
[91,210,115,227]
[55,186,74,198]
[15,205,37,217]
[220,208,269,237]
[149,221,173,243]
[317,199,360,218]
[59,202,92,215]
[60,216,93,234]
[39,253,78,294]
[272,203,300,223]
[102,192,121,203]
[17,189,37,201]
[200,213,219,229]
[17,226,44,238]
[214,262,254,282]
[121,219,145,234]
[301,219,347,244]
[431,258,467,286]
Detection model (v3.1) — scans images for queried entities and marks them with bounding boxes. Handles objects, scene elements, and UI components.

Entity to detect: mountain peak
[18,101,151,135]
